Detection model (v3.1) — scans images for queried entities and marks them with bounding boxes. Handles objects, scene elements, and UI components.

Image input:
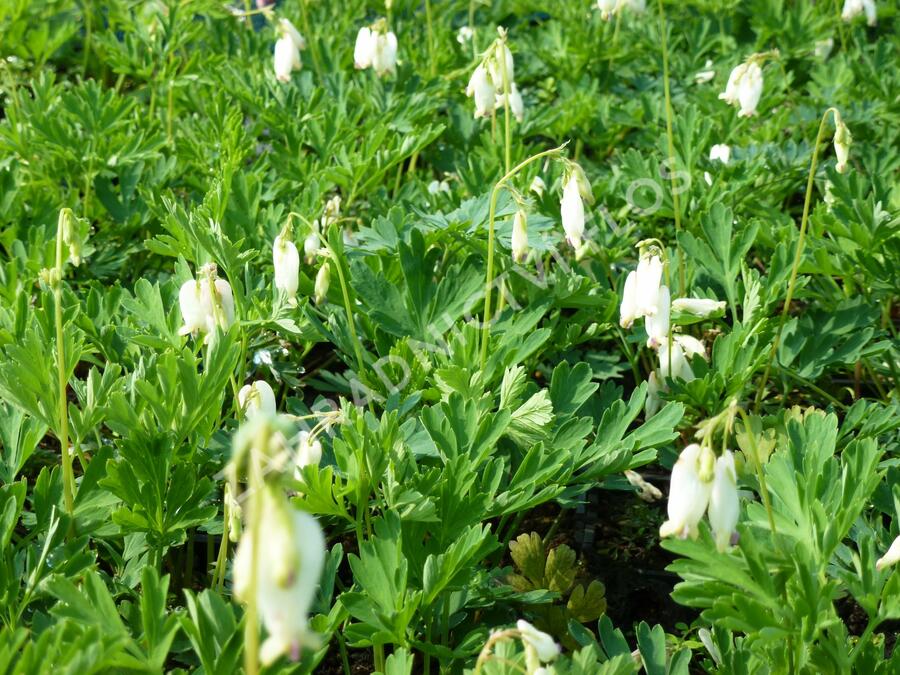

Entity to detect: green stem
[54,210,76,526]
[735,408,778,541]
[754,108,840,410]
[299,0,323,79]
[468,0,477,57]
[479,144,568,370]
[82,0,92,76]
[500,40,511,174]
[657,0,685,294]
[242,428,269,675]
[425,0,436,78]
[833,0,848,53]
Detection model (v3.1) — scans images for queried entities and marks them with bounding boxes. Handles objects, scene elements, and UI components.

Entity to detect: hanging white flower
[279,18,306,51]
[457,26,474,44]
[560,175,585,249]
[238,381,277,419]
[511,209,529,263]
[273,20,304,83]
[234,491,326,665]
[487,42,515,91]
[841,0,877,26]
[645,285,670,349]
[466,64,496,118]
[496,82,525,122]
[671,297,726,319]
[597,0,617,20]
[694,59,715,84]
[294,430,323,479]
[427,180,451,195]
[516,620,560,664]
[876,535,900,571]
[708,451,740,552]
[201,277,235,333]
[179,279,207,336]
[709,144,731,164]
[372,29,398,76]
[658,339,694,382]
[659,444,713,540]
[529,176,546,197]
[719,62,763,117]
[273,233,300,300]
[634,254,664,317]
[354,27,376,69]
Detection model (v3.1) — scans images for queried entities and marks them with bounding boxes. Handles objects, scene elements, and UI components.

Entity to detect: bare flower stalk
[754,108,843,409]
[480,143,568,370]
[656,0,685,294]
[54,209,76,523]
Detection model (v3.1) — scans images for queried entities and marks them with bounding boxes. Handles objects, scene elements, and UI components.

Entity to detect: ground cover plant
[1,0,899,673]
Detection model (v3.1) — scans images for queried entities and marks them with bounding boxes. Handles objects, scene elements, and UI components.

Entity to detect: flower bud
[278,18,305,51]
[708,451,740,552]
[671,297,726,322]
[304,229,319,264]
[225,482,243,543]
[645,371,662,419]
[511,209,528,263]
[560,175,585,249]
[273,233,300,300]
[833,119,851,174]
[314,262,330,304]
[659,444,712,540]
[698,444,716,483]
[625,469,663,502]
[238,380,277,419]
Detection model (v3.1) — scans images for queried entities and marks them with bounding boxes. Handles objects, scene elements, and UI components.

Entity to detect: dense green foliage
[1,0,899,673]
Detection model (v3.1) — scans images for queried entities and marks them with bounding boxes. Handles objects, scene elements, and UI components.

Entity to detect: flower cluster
[466,28,523,122]
[659,444,740,552]
[354,19,398,77]
[719,58,764,117]
[178,263,235,338]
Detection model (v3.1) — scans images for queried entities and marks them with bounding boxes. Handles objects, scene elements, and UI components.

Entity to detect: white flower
[530,176,546,197]
[314,263,330,304]
[659,444,713,540]
[372,30,398,76]
[354,27,375,69]
[234,493,325,664]
[834,120,851,174]
[202,277,235,332]
[625,469,663,502]
[703,171,713,186]
[694,59,715,84]
[488,42,514,90]
[516,620,560,663]
[814,38,834,60]
[304,230,319,264]
[708,451,740,552]
[675,334,707,360]
[709,144,731,164]
[645,285,670,349]
[876,535,900,571]
[273,234,300,299]
[466,64,496,118]
[634,254,664,317]
[560,175,585,249]
[619,270,638,329]
[238,381,277,419]
[274,36,301,82]
[842,0,877,26]
[457,26,474,44]
[496,82,524,122]
[294,430,323,478]
[719,62,763,117]
[671,297,726,318]
[658,340,694,382]
[511,209,528,263]
[645,371,662,419]
[179,279,207,336]
[597,0,617,20]
[427,180,450,195]
[323,195,342,225]
[278,18,306,51]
